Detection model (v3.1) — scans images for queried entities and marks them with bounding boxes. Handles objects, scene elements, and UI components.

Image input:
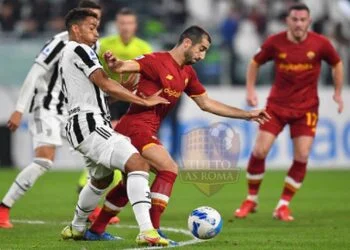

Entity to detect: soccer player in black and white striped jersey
[59,9,170,246]
[0,1,102,230]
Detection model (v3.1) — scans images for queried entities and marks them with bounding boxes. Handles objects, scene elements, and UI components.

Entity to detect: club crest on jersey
[278,53,287,59]
[166,74,174,80]
[307,51,315,59]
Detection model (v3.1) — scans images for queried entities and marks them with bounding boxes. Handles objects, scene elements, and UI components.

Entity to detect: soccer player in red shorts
[234,3,344,221]
[83,25,271,242]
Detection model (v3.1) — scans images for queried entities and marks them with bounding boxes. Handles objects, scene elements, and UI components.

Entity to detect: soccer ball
[188,206,223,239]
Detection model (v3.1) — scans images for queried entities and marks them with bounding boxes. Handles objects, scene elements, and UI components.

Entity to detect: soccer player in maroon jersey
[234,3,344,221]
[82,25,271,242]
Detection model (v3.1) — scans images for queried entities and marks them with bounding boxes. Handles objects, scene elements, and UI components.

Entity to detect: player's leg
[109,138,168,246]
[235,106,284,218]
[234,130,276,218]
[0,109,60,228]
[0,146,55,229]
[142,145,178,230]
[89,145,177,244]
[88,176,128,236]
[274,135,314,221]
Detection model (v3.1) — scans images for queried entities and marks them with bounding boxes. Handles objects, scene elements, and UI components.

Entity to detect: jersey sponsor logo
[278,63,313,72]
[307,51,316,59]
[166,74,174,80]
[68,107,81,116]
[278,53,287,59]
[164,87,181,98]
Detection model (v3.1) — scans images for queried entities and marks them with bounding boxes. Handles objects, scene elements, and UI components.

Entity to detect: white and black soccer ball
[188,206,223,239]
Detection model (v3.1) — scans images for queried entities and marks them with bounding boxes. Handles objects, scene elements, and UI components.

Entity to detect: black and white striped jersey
[59,41,112,146]
[26,31,69,115]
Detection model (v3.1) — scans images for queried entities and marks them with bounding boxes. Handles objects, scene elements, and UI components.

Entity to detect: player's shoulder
[64,41,92,57]
[308,31,330,43]
[53,31,69,42]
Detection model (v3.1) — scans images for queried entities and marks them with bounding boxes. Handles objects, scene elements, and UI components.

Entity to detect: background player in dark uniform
[234,3,344,221]
[83,25,271,242]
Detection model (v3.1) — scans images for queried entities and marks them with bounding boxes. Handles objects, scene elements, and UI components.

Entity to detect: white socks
[127,171,153,232]
[72,180,106,232]
[2,158,52,207]
[276,199,289,209]
[247,194,258,203]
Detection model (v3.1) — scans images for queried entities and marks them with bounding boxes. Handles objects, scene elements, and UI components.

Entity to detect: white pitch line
[12,219,205,249]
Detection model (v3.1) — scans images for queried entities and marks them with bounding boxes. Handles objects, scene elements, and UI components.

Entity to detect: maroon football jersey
[254,31,340,110]
[120,52,206,133]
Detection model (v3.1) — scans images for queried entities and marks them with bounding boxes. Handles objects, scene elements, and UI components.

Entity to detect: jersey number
[306,112,318,129]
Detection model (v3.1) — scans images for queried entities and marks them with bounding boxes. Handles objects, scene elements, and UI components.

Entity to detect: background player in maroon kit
[83,25,271,241]
[234,3,344,221]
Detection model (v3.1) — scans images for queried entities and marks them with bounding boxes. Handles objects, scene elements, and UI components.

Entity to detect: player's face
[75,16,99,47]
[116,14,137,41]
[286,10,311,40]
[184,37,210,65]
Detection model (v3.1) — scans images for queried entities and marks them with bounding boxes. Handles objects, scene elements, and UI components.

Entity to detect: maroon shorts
[260,104,319,138]
[114,119,161,153]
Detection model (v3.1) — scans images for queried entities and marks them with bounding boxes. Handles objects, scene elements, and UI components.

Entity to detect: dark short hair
[177,25,211,46]
[78,0,101,9]
[65,8,98,30]
[117,7,136,16]
[288,3,310,15]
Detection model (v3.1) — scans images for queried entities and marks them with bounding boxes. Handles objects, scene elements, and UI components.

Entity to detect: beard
[184,50,196,65]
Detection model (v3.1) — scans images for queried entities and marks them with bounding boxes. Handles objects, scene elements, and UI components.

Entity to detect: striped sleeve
[73,44,102,77]
[35,37,66,70]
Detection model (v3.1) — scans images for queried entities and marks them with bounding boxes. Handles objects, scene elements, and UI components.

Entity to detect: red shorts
[114,118,161,153]
[260,104,319,138]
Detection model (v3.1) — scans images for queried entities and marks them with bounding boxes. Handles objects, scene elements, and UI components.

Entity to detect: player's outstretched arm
[332,61,344,113]
[103,51,140,73]
[192,93,271,125]
[8,64,46,132]
[89,69,169,107]
[246,60,260,107]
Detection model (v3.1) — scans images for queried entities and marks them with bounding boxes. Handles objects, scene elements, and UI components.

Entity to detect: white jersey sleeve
[15,63,46,113]
[73,43,102,77]
[35,35,66,71]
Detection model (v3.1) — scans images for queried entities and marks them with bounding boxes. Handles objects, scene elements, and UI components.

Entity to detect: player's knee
[252,146,269,159]
[294,152,309,163]
[125,153,150,173]
[91,173,114,189]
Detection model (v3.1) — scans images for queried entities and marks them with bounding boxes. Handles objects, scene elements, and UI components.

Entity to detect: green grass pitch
[0,168,349,249]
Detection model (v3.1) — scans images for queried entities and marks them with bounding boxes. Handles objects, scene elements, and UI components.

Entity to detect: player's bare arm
[89,68,169,107]
[332,61,344,113]
[103,51,140,73]
[246,59,260,107]
[192,93,271,124]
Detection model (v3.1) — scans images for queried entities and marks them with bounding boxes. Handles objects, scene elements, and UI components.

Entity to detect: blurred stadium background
[0,0,349,169]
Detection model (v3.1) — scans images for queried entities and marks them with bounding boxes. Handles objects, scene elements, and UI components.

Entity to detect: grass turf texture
[0,169,349,249]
